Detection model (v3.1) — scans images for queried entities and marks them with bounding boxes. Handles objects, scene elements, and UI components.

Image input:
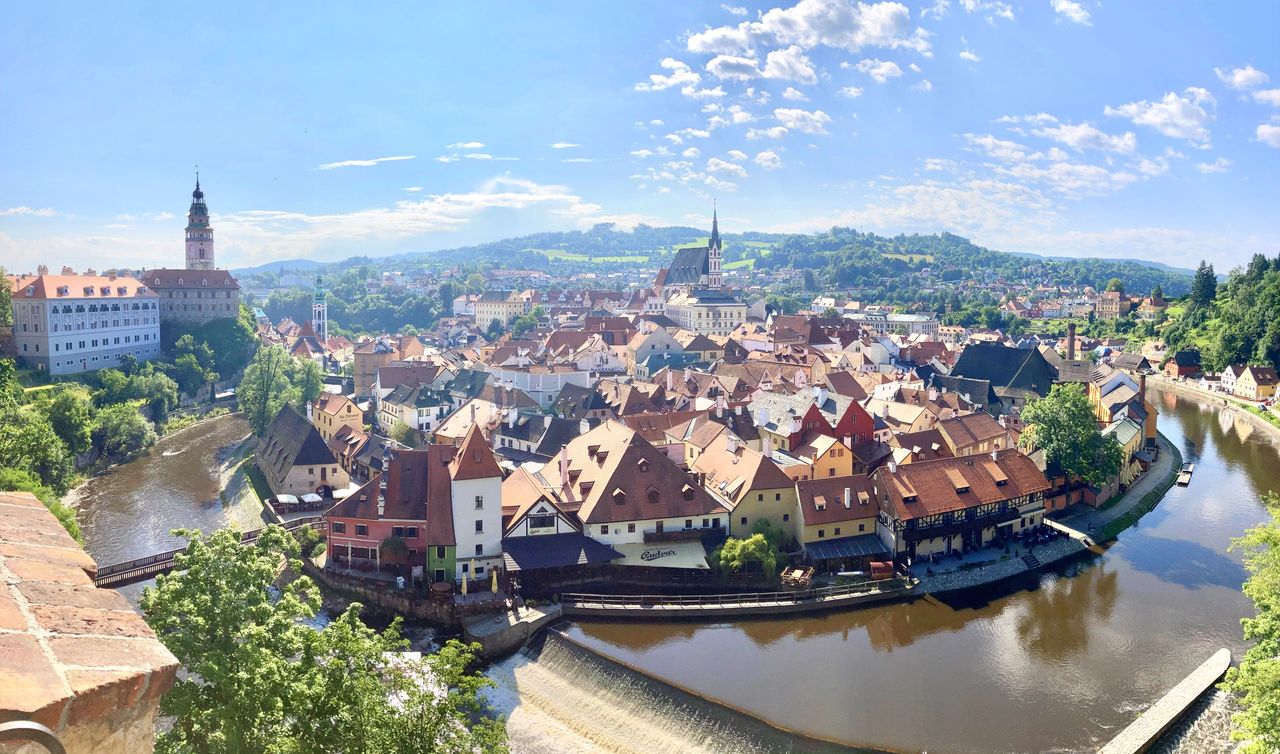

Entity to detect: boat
[1176,463,1195,486]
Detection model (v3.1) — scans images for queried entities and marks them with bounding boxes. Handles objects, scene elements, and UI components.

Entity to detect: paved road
[1057,432,1176,535]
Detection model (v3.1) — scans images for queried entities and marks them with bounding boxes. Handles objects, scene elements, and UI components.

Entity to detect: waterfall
[485,630,863,754]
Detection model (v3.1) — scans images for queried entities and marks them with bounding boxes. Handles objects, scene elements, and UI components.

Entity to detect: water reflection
[1118,531,1248,591]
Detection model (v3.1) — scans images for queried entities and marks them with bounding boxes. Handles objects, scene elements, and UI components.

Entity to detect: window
[647,489,659,505]
[600,525,608,535]
[834,527,841,536]
[701,518,709,528]
[655,521,664,533]
[684,519,693,529]
[474,494,484,509]
[741,516,748,526]
[818,529,825,538]
[859,523,866,532]
[405,527,418,539]
[392,526,404,537]
[355,524,368,536]
[332,522,346,534]
[829,467,836,477]
[475,544,483,556]
[627,523,635,533]
[783,513,790,522]
[436,546,446,559]
[713,518,721,528]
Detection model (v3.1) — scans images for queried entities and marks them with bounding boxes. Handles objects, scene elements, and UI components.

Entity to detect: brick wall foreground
[0,492,178,754]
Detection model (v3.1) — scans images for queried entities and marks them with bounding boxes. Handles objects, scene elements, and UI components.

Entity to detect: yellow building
[474,290,528,329]
[312,393,363,442]
[776,433,854,482]
[1236,366,1279,401]
[691,434,798,540]
[1102,418,1144,488]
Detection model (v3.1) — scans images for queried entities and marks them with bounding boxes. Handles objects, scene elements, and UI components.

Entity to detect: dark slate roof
[535,417,585,457]
[259,405,337,490]
[445,368,491,401]
[552,383,607,420]
[1112,353,1151,371]
[664,246,709,286]
[1171,350,1201,367]
[502,533,623,572]
[951,343,1053,402]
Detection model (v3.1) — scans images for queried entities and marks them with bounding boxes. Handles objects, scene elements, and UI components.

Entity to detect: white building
[485,363,592,408]
[9,271,161,375]
[448,427,506,581]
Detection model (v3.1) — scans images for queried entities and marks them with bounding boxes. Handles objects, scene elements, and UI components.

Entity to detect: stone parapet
[0,492,178,754]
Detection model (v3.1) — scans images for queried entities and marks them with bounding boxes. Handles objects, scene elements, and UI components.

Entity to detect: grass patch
[160,407,231,435]
[1095,439,1184,542]
[242,460,273,503]
[883,252,935,263]
[530,248,649,263]
[724,258,755,270]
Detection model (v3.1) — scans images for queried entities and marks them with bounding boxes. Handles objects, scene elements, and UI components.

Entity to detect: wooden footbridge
[560,578,914,619]
[92,516,325,588]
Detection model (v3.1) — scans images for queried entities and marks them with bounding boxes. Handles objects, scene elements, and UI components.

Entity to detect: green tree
[1151,284,1163,300]
[294,358,324,406]
[1105,278,1125,295]
[239,346,299,435]
[173,353,210,397]
[0,468,81,543]
[0,359,20,409]
[48,387,94,456]
[389,421,416,448]
[0,407,75,494]
[1226,491,1280,753]
[0,267,10,327]
[175,333,216,371]
[511,306,546,337]
[717,533,779,576]
[116,353,138,377]
[92,403,158,459]
[1019,383,1123,488]
[140,526,507,754]
[1192,260,1217,309]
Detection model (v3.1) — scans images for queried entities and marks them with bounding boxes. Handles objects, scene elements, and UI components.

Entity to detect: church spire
[709,200,721,251]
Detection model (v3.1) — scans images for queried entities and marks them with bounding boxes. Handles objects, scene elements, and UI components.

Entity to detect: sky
[1,1,1278,273]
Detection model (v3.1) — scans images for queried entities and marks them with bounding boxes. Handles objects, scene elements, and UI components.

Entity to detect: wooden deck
[1176,463,1195,486]
[93,517,325,588]
[560,579,914,619]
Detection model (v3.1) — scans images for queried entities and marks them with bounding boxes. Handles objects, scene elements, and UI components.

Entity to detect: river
[490,387,1272,754]
[65,412,268,601]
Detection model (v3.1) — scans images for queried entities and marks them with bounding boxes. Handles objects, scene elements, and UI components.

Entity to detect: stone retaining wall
[917,537,1089,594]
[302,560,459,628]
[0,492,178,754]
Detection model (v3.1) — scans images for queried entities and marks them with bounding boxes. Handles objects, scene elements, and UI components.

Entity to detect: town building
[474,290,529,328]
[312,393,363,442]
[353,335,425,397]
[1235,366,1279,401]
[690,433,797,538]
[9,271,161,375]
[795,475,887,572]
[258,405,350,496]
[145,178,242,325]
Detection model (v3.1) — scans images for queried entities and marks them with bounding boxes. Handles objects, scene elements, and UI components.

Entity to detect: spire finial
[195,165,200,190]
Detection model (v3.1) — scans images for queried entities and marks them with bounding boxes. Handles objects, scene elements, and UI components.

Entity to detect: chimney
[559,454,570,491]
[888,461,898,473]
[544,414,553,429]
[666,370,672,391]
[579,419,590,435]
[844,487,851,509]
[1139,372,1147,401]
[991,450,999,462]
[1068,322,1077,361]
[762,436,773,457]
[508,409,517,429]
[306,401,313,421]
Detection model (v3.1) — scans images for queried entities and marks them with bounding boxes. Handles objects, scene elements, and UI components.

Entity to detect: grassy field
[883,252,935,263]
[529,248,650,263]
[724,259,755,270]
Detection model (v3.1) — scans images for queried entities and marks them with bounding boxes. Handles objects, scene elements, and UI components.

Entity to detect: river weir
[497,387,1272,754]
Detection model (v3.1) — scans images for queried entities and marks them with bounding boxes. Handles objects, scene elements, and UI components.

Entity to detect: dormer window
[177,278,183,286]
[613,488,626,506]
[201,279,207,286]
[647,488,660,505]
[84,286,93,295]
[24,286,34,297]
[637,458,649,473]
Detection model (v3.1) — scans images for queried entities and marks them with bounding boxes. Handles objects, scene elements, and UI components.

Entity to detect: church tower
[707,202,722,289]
[185,174,215,270]
[312,276,328,343]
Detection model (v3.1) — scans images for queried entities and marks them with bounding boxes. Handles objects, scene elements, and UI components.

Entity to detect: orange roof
[10,273,156,299]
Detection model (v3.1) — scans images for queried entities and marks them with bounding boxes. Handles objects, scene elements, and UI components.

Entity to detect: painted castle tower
[312,276,328,343]
[185,175,215,270]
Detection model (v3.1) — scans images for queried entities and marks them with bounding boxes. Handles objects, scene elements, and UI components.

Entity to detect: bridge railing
[95,518,327,580]
[561,578,907,609]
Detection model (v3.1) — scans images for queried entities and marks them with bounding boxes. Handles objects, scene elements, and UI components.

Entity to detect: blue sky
[2,1,1277,272]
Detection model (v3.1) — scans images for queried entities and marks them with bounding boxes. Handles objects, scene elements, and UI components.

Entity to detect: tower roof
[709,201,720,250]
[192,172,204,202]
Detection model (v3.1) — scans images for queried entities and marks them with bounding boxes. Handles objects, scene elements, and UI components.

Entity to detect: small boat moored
[1176,463,1195,486]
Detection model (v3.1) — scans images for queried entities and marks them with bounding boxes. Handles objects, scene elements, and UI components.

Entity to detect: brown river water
[66,394,1269,753]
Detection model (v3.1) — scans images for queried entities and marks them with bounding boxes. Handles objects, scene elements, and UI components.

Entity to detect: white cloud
[562,157,602,163]
[908,62,922,73]
[1195,157,1232,173]
[1050,0,1091,26]
[746,126,789,139]
[963,133,1030,161]
[855,58,903,83]
[635,58,701,91]
[687,0,933,57]
[913,79,933,92]
[549,142,581,149]
[682,85,727,99]
[459,153,517,161]
[922,157,956,171]
[1215,65,1269,91]
[1136,156,1169,177]
[315,155,415,170]
[707,157,750,177]
[754,150,783,169]
[721,3,749,15]
[1034,122,1136,153]
[959,49,981,62]
[683,147,702,158]
[706,54,763,80]
[1,206,57,217]
[402,187,424,193]
[838,85,864,97]
[434,155,461,164]
[727,149,750,161]
[650,119,665,126]
[630,149,655,158]
[678,127,712,139]
[782,86,809,101]
[1252,89,1280,107]
[728,104,756,123]
[774,107,832,133]
[763,46,818,84]
[1105,88,1216,145]
[995,161,1138,197]
[1258,123,1280,148]
[996,113,1059,126]
[447,142,485,150]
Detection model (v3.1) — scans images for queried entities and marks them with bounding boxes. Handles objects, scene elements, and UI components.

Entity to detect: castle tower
[312,276,328,343]
[185,174,215,270]
[707,202,722,289]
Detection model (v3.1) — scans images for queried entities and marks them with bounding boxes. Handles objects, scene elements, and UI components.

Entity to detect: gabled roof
[937,412,1008,449]
[796,475,877,526]
[692,433,793,508]
[873,449,1049,521]
[449,424,503,481]
[259,405,338,490]
[951,342,1054,400]
[664,246,709,286]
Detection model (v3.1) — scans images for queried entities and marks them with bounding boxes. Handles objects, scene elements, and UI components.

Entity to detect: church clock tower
[185,174,215,270]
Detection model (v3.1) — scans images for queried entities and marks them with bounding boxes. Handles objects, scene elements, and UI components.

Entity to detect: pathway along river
[490,387,1271,754]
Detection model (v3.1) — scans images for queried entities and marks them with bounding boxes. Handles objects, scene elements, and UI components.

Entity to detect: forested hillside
[1163,255,1280,371]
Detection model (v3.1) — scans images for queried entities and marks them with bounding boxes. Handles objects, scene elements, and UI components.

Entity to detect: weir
[488,629,874,754]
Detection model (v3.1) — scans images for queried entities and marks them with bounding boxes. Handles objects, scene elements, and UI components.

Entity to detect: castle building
[145,175,242,325]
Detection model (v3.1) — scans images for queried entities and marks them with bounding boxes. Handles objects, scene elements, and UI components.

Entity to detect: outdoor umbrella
[490,569,499,594]
[461,572,467,596]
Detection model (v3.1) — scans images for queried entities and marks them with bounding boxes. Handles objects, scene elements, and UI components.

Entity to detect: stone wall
[0,492,178,754]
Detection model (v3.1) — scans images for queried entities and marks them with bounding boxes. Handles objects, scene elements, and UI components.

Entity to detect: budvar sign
[640,548,677,562]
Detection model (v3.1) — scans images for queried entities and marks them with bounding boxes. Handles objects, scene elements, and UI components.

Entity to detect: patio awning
[611,540,711,570]
[502,533,622,572]
[803,534,890,562]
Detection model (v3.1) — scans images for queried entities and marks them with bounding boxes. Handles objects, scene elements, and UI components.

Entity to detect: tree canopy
[141,526,507,754]
[1226,491,1280,753]
[238,346,304,435]
[1019,383,1123,487]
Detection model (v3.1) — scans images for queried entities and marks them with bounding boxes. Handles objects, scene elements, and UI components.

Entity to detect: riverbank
[1055,432,1182,543]
[1153,374,1280,436]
